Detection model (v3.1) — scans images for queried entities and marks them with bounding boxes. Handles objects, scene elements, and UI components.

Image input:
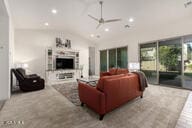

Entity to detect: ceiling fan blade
[100,1,103,19]
[88,15,99,22]
[104,19,122,23]
[96,23,101,29]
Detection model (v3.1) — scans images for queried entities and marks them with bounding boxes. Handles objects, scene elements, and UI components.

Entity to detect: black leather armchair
[11,68,45,92]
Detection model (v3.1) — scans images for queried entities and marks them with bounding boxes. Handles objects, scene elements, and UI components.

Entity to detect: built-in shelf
[45,47,80,85]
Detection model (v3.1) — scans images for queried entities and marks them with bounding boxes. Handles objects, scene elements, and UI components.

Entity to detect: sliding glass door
[183,36,192,89]
[117,47,128,68]
[140,43,158,84]
[158,38,182,87]
[140,37,192,89]
[100,50,107,72]
[109,49,117,68]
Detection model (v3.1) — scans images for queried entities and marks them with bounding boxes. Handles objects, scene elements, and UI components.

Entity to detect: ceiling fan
[184,0,192,8]
[88,1,122,29]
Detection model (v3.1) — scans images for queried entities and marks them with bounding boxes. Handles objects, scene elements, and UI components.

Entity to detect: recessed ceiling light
[105,28,109,32]
[90,34,94,37]
[51,9,57,14]
[44,22,49,26]
[129,18,134,22]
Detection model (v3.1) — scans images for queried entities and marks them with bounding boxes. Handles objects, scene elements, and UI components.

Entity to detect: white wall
[0,9,9,100]
[0,0,14,100]
[14,29,94,79]
[95,18,192,75]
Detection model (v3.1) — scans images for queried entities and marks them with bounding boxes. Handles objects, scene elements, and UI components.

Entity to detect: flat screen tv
[56,58,74,69]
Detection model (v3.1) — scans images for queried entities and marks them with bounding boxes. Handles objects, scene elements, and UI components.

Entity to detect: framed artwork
[56,37,71,48]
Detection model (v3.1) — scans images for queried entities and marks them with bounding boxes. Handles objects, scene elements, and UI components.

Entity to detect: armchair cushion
[16,68,27,78]
[21,78,44,92]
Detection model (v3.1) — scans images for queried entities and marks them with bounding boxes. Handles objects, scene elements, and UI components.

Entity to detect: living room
[0,0,192,127]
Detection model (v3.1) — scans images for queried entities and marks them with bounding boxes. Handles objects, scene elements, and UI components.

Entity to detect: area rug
[52,82,81,106]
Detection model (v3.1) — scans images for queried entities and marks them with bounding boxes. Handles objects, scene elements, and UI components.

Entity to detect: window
[100,46,128,72]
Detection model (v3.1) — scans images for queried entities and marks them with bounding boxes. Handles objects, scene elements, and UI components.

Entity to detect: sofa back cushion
[109,68,118,75]
[103,74,140,112]
[96,74,125,91]
[116,68,129,75]
[16,68,27,78]
[12,69,25,82]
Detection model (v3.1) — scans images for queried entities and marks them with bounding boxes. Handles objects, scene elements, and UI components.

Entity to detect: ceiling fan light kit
[88,1,122,29]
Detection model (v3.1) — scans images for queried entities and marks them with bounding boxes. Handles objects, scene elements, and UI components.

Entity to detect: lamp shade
[22,63,29,68]
[15,63,29,68]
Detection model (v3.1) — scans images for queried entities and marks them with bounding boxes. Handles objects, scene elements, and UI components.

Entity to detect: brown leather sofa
[78,73,143,120]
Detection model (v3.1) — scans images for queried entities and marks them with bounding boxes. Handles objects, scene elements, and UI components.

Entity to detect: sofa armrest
[100,72,110,77]
[27,74,39,78]
[78,82,105,115]
[25,76,40,81]
[23,77,42,85]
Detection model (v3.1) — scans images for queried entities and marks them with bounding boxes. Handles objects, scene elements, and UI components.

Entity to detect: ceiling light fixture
[51,9,57,14]
[129,18,134,22]
[105,28,109,32]
[44,22,49,26]
[90,34,94,37]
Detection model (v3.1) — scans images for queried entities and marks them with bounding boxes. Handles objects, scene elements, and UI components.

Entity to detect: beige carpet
[0,85,190,128]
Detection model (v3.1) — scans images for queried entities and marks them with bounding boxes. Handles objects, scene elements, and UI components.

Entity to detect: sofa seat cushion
[96,74,125,91]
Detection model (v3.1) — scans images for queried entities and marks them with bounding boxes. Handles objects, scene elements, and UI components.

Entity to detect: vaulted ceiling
[7,0,192,42]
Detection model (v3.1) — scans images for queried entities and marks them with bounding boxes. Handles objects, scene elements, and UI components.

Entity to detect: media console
[45,48,81,85]
[46,69,80,85]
